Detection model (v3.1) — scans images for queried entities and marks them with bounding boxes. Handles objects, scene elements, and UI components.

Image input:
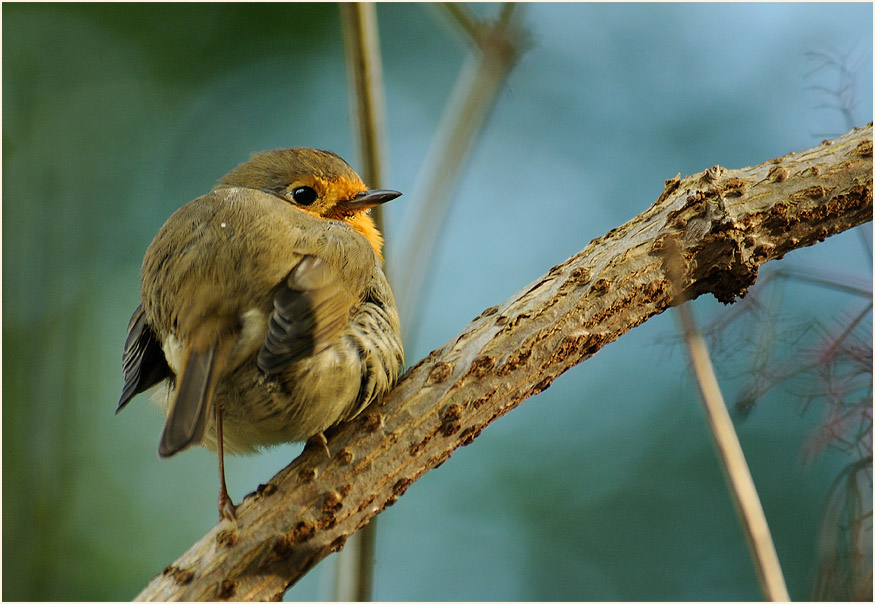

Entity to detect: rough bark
[135,124,873,601]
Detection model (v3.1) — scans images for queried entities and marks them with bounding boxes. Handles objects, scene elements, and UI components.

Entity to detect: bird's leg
[306,431,331,458]
[216,404,237,521]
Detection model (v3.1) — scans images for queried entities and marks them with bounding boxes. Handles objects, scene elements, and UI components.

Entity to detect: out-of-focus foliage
[3,3,871,601]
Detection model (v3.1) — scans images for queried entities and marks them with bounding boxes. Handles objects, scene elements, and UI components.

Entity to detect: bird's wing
[117,304,171,413]
[257,255,355,376]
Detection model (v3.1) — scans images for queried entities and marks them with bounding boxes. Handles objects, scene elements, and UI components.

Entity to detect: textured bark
[135,124,873,601]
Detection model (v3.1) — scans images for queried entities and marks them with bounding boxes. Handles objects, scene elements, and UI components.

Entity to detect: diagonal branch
[134,124,872,601]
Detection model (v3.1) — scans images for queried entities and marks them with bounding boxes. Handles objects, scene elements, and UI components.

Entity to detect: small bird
[117,148,404,520]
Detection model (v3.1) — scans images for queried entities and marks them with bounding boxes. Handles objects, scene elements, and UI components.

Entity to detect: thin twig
[676,302,791,601]
[339,3,390,600]
[439,2,481,44]
[341,1,389,231]
[392,3,526,344]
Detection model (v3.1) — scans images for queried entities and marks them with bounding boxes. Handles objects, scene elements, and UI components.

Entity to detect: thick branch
[135,124,872,601]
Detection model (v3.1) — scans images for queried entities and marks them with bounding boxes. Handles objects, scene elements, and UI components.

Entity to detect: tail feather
[159,345,224,457]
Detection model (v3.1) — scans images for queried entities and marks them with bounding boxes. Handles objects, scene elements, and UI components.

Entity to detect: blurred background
[3,3,872,601]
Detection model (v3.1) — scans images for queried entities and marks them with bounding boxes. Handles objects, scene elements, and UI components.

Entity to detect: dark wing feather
[257,256,354,376]
[117,304,171,413]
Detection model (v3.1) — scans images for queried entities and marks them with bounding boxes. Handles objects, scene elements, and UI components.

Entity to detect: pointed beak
[338,189,402,211]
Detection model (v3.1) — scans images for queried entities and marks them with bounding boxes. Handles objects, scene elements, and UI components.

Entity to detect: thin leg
[216,404,237,521]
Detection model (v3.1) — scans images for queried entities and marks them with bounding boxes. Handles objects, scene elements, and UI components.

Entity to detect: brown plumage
[117,148,404,520]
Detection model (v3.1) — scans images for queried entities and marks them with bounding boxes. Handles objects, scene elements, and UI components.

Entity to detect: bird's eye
[291,186,318,206]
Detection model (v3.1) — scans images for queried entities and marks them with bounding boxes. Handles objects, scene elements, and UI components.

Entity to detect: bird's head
[218,147,401,260]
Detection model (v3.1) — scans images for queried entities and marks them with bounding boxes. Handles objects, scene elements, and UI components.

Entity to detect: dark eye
[291,186,318,206]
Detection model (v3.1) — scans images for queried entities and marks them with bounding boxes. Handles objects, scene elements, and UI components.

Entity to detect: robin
[117,148,404,520]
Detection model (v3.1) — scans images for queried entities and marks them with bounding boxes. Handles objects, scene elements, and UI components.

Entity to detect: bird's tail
[159,338,231,458]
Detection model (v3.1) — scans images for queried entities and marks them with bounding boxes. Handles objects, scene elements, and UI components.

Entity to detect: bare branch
[393,4,527,340]
[676,303,790,601]
[135,124,873,602]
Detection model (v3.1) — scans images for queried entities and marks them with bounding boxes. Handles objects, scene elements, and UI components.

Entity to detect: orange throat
[343,211,384,261]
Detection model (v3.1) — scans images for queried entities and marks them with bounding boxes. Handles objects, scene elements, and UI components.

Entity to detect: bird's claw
[219,493,237,522]
[306,431,331,458]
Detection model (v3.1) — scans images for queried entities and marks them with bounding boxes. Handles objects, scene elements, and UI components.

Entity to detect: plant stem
[677,302,791,601]
[339,3,390,600]
[392,3,525,344]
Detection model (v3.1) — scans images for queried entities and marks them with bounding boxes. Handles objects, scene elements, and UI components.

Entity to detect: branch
[340,2,388,190]
[393,3,526,338]
[135,124,872,601]
[676,303,789,601]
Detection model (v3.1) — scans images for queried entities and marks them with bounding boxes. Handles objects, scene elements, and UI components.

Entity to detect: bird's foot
[306,431,331,458]
[219,492,237,522]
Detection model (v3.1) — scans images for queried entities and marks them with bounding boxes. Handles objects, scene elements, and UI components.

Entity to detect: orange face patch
[281,175,383,260]
[281,176,366,216]
[323,175,369,208]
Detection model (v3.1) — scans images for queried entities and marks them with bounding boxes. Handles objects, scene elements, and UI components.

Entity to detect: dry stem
[677,303,790,601]
[339,3,390,599]
[393,3,526,339]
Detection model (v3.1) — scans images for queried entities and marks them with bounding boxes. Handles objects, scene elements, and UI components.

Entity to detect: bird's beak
[338,189,402,211]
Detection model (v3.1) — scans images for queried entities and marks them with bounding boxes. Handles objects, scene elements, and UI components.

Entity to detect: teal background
[3,3,872,601]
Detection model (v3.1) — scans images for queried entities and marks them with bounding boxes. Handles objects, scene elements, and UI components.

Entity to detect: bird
[117,147,404,521]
